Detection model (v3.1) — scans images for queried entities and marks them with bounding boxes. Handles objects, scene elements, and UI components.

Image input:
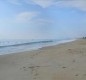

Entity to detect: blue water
[0,39,76,55]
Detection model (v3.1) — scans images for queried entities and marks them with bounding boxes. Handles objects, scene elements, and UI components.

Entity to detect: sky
[0,0,86,39]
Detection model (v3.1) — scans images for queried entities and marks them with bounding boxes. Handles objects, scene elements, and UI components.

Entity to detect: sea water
[0,39,76,55]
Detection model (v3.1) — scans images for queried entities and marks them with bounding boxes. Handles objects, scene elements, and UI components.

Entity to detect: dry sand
[0,39,86,80]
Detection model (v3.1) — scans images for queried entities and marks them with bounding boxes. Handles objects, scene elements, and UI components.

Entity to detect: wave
[0,40,53,48]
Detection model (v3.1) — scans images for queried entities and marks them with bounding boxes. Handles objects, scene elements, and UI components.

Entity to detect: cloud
[32,18,54,25]
[56,0,86,11]
[15,12,39,23]
[30,0,86,11]
[8,0,86,11]
[15,11,53,25]
[29,0,57,8]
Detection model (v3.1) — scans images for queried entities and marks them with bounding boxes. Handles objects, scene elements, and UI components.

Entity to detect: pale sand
[0,39,86,80]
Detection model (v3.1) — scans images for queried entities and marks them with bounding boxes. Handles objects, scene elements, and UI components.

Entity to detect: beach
[0,39,86,80]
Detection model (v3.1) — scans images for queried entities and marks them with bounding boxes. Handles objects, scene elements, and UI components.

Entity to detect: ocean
[0,39,76,55]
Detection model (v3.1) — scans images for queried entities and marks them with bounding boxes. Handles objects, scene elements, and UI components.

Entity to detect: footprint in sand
[30,53,39,59]
[75,74,79,77]
[28,66,40,80]
[62,66,67,69]
[83,74,86,76]
[73,59,76,63]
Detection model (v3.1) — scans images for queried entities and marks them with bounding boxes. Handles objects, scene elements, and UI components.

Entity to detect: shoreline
[0,39,86,80]
[0,39,76,55]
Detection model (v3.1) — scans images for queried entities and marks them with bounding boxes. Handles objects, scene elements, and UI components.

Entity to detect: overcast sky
[0,0,86,39]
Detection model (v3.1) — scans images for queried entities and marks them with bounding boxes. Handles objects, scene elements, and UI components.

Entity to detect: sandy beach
[0,39,86,80]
